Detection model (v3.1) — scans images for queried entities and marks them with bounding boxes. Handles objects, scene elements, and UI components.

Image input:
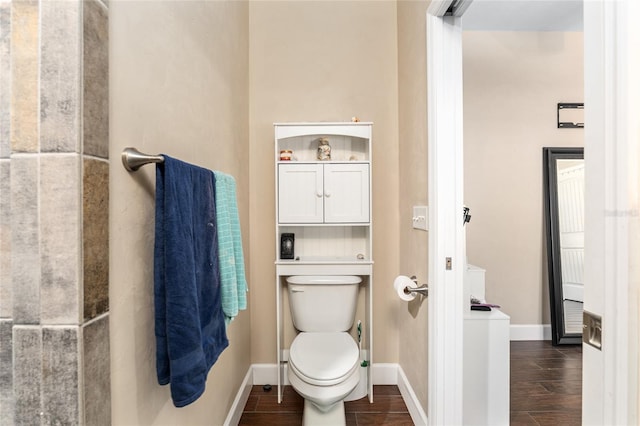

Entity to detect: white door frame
[426,0,639,424]
[426,2,465,424]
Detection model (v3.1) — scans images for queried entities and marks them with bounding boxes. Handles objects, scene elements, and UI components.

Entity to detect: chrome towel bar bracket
[122,147,164,172]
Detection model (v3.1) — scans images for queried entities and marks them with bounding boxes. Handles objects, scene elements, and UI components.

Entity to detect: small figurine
[317,138,331,161]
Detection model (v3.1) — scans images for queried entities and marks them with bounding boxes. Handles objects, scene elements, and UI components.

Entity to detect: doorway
[426,1,640,424]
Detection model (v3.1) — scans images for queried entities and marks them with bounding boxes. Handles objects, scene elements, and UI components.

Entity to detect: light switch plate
[412,206,428,231]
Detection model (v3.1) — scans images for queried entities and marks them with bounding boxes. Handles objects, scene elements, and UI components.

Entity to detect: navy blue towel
[154,155,229,407]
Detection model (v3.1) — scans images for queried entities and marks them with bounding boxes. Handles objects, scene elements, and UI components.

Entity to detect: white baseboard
[228,363,427,426]
[397,365,428,426]
[253,363,399,386]
[510,324,552,341]
[371,363,398,385]
[251,363,278,385]
[223,368,253,426]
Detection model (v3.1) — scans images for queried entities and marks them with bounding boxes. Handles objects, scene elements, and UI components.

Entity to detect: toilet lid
[289,332,359,383]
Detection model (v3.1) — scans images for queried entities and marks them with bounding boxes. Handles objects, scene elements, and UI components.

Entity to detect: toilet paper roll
[394,275,417,302]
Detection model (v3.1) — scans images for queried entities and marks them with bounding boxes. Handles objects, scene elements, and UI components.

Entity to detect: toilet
[286,275,362,426]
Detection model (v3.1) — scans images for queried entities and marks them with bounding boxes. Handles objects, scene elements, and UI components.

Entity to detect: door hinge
[446,257,452,270]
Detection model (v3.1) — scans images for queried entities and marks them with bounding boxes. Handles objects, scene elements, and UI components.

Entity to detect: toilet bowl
[288,332,360,425]
[285,275,363,426]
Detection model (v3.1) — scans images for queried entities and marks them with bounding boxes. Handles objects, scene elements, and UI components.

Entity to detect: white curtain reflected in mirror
[544,148,584,345]
[556,159,584,335]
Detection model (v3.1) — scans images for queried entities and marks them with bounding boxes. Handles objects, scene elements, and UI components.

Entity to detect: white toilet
[286,275,362,426]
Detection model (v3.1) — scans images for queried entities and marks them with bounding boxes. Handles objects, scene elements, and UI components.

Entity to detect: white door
[323,163,369,223]
[278,163,323,223]
[582,1,640,424]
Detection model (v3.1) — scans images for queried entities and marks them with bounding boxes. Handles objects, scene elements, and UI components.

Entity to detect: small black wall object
[557,103,584,128]
[280,233,295,259]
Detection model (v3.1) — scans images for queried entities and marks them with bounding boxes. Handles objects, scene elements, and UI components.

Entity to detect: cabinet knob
[316,192,323,198]
[324,191,331,198]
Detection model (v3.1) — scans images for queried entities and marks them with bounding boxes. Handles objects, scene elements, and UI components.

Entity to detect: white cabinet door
[324,163,369,223]
[278,163,370,224]
[278,163,323,223]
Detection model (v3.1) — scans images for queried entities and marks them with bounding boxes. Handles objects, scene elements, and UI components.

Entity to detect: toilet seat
[289,332,359,386]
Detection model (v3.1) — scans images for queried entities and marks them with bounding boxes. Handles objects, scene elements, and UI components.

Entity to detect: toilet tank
[286,275,362,332]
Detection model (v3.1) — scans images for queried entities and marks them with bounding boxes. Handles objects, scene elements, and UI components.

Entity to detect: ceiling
[462,0,583,32]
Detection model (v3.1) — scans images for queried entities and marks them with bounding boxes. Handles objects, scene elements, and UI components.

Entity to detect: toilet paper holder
[405,276,429,297]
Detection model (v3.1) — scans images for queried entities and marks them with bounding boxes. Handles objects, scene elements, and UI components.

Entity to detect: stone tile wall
[0,0,9,159]
[83,159,109,321]
[83,0,109,160]
[0,1,110,424]
[0,2,12,423]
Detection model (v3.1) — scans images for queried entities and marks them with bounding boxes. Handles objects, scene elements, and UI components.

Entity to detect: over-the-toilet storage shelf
[274,122,374,404]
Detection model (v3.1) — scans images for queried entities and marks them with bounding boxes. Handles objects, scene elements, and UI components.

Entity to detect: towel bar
[122,147,164,171]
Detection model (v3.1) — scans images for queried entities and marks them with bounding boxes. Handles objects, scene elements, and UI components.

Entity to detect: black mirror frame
[543,147,584,345]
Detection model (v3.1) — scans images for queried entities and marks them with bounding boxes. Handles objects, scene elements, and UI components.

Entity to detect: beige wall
[397,0,430,412]
[108,1,431,422]
[249,1,401,364]
[109,1,250,424]
[463,31,584,325]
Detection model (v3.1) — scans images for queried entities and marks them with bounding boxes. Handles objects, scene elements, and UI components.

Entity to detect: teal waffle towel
[214,172,248,324]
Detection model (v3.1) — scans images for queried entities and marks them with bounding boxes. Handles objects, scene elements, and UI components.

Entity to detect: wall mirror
[543,147,584,345]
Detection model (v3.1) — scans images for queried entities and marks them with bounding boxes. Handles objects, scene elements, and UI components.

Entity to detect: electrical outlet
[412,206,428,231]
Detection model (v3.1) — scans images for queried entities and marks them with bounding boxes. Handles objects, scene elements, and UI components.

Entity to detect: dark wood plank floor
[511,340,582,426]
[240,341,582,425]
[239,385,413,426]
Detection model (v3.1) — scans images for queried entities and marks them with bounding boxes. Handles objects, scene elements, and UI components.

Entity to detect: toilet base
[302,399,346,426]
